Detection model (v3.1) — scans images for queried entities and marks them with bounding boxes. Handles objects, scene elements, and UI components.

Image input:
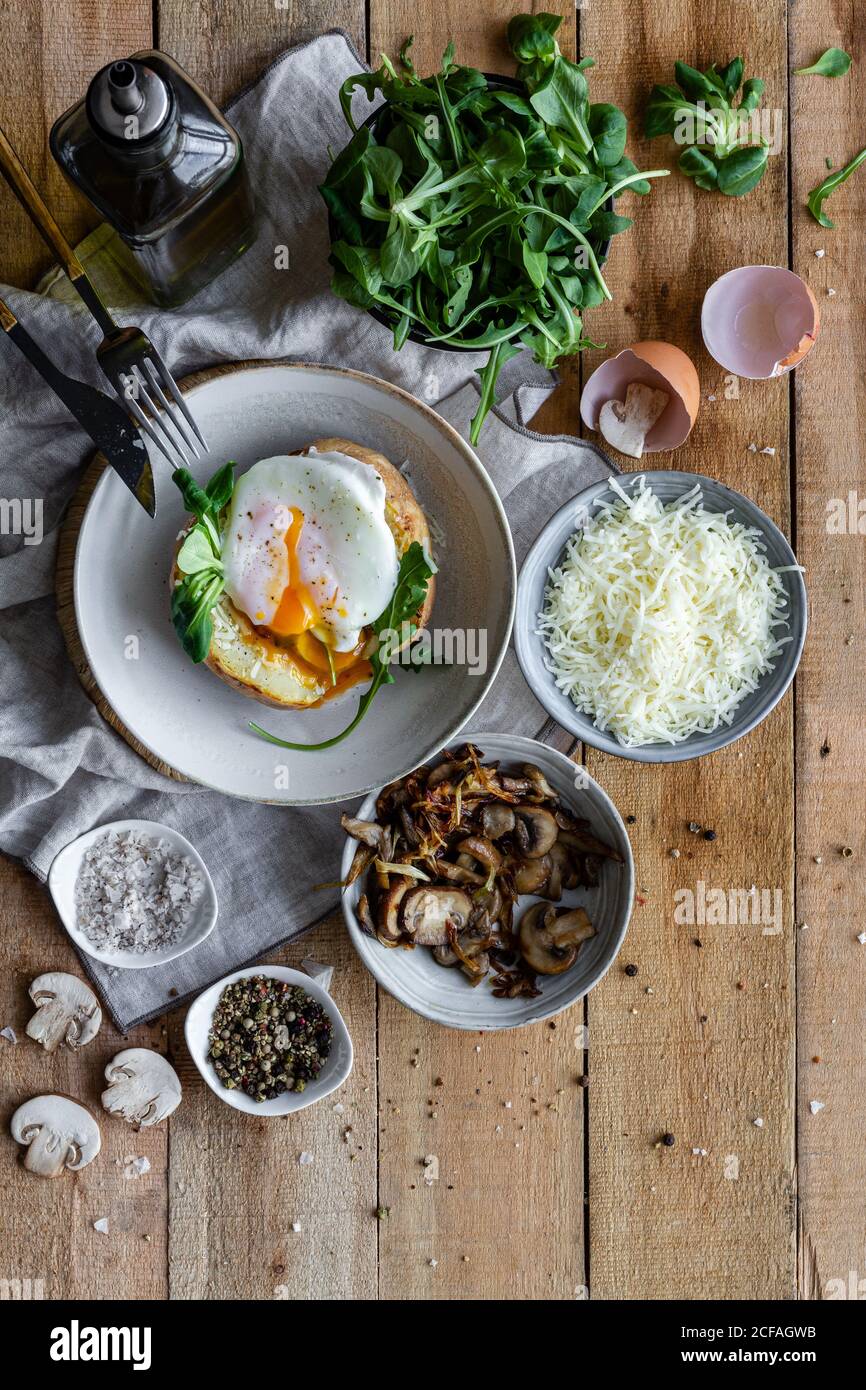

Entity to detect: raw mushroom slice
[26,972,102,1053]
[11,1095,101,1178]
[401,887,472,946]
[598,382,670,459]
[101,1049,182,1129]
[519,903,596,976]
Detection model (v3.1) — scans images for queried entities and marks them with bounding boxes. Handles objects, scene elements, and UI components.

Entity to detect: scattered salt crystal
[809,1099,825,1115]
[814,249,825,258]
[495,1124,503,1134]
[332,1102,345,1114]
[123,1155,151,1180]
[428,1258,438,1268]
[692,1147,708,1157]
[504,1100,512,1109]
[707,394,717,402]
[747,443,758,452]
[753,1117,764,1128]
[857,932,866,945]
[291,1221,302,1233]
[301,958,334,991]
[0,1026,17,1045]
[423,1154,439,1185]
[93,1218,109,1235]
[760,446,776,456]
[474,1045,481,1053]
[827,287,837,296]
[299,1152,313,1166]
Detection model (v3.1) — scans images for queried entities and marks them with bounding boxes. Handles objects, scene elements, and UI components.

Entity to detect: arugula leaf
[795,48,852,78]
[170,461,236,664]
[249,542,437,750]
[806,146,866,227]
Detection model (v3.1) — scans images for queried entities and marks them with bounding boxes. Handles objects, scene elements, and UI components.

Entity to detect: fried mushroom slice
[402,887,472,946]
[378,880,412,943]
[513,805,558,859]
[513,855,551,894]
[480,804,516,840]
[518,904,595,975]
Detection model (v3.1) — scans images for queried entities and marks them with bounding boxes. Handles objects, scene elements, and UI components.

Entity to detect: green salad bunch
[320,12,668,444]
[645,59,770,197]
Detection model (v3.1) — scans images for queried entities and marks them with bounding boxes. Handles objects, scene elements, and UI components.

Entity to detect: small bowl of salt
[48,820,218,970]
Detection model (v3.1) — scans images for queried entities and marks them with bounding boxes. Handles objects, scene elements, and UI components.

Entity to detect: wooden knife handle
[0,295,17,333]
[0,123,84,281]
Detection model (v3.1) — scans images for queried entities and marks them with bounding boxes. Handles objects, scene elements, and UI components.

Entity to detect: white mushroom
[26,972,102,1053]
[101,1049,182,1129]
[598,382,670,459]
[10,1095,101,1178]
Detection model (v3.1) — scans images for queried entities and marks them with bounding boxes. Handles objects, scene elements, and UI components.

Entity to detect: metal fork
[0,122,208,471]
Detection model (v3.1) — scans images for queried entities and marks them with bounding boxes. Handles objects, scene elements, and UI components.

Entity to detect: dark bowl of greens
[320,13,669,444]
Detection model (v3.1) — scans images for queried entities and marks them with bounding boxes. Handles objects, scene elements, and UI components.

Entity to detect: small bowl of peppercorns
[184,966,353,1115]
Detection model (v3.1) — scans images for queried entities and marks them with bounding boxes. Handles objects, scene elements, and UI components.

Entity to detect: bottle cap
[86,59,173,144]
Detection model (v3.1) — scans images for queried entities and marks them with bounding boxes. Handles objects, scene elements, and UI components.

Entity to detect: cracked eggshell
[580,341,700,453]
[701,265,819,378]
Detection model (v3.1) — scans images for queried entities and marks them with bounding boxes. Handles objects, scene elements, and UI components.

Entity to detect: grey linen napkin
[0,32,614,1030]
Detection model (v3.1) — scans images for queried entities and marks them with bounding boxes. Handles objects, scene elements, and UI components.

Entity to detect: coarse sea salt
[74,830,204,955]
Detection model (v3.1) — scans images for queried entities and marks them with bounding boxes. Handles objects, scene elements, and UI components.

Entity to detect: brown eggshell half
[580,341,700,452]
[701,265,819,379]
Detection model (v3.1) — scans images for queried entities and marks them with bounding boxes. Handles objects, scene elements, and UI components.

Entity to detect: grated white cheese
[539,477,799,747]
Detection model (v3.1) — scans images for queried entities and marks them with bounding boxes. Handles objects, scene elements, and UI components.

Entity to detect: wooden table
[1,0,863,1302]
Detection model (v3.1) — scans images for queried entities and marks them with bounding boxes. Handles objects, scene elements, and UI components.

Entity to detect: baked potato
[171,437,435,710]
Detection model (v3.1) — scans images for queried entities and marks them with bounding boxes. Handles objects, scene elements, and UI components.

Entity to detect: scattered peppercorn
[841,846,854,859]
[693,938,703,948]
[700,1015,708,1024]
[626,814,637,825]
[168,987,178,998]
[206,975,333,1101]
[624,963,639,977]
[662,1132,676,1147]
[703,829,717,841]
[819,741,831,758]
[577,1075,589,1088]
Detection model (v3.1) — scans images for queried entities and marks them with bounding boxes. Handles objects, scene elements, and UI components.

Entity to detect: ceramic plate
[341,733,634,1030]
[74,363,515,804]
[48,819,218,969]
[184,965,353,1115]
[514,471,807,762]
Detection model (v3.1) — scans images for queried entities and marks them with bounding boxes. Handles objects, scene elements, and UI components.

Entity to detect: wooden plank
[0,0,161,1302]
[158,0,365,109]
[0,0,152,286]
[167,915,377,1299]
[790,2,866,1301]
[0,857,168,1298]
[369,1,587,1302]
[578,1,797,1298]
[152,0,376,1302]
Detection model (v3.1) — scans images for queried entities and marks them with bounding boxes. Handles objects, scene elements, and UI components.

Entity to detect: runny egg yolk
[266,508,320,638]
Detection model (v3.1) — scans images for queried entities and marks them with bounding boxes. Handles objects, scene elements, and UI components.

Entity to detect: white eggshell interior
[580,350,693,451]
[701,265,817,378]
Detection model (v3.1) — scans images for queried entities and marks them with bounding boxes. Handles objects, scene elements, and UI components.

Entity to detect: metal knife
[0,295,155,516]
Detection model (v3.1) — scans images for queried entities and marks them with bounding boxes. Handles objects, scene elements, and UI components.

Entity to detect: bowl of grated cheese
[514,471,807,762]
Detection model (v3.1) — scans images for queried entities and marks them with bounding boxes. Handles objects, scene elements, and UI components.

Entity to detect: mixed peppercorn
[207,975,333,1101]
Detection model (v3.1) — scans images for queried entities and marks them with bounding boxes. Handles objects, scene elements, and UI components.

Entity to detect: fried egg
[221,450,400,655]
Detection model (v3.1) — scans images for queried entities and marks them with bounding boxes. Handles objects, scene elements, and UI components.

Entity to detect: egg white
[220,450,399,651]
